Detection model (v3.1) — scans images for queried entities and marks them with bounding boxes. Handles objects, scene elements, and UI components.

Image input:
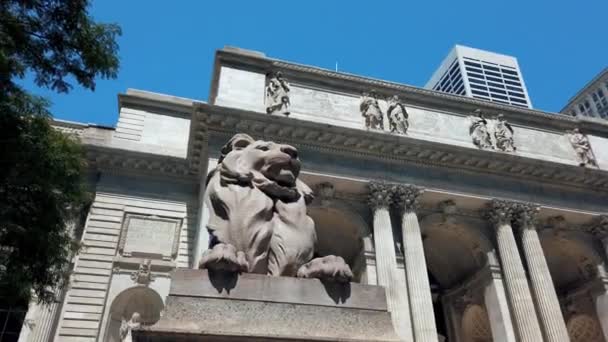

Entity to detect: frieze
[189,104,608,194]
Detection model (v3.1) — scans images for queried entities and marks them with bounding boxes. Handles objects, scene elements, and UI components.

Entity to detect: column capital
[392,184,424,212]
[486,199,518,226]
[514,202,541,230]
[584,215,608,240]
[367,181,394,210]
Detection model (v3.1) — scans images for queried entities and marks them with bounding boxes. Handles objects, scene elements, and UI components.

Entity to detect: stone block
[134,269,399,342]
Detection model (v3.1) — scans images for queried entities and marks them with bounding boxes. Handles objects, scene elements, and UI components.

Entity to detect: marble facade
[18,46,608,342]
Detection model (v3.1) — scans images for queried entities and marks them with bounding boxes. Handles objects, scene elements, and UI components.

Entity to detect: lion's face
[239,140,301,187]
[216,134,307,202]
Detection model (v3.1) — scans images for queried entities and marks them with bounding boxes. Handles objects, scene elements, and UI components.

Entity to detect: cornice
[85,145,197,181]
[214,48,608,137]
[189,102,608,194]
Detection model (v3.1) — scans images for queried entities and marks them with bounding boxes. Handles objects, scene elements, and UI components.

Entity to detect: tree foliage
[0,0,121,304]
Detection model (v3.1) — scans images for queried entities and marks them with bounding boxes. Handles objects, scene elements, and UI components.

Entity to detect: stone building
[17,47,608,342]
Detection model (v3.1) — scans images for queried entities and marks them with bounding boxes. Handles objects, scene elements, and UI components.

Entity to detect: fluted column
[586,215,608,339]
[487,199,543,342]
[368,182,414,342]
[515,203,570,342]
[483,251,517,342]
[394,185,438,342]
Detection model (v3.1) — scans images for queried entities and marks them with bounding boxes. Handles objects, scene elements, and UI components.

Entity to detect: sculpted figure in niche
[120,312,141,342]
[265,71,291,116]
[469,109,493,150]
[360,90,384,130]
[199,133,353,282]
[569,128,597,167]
[494,114,516,152]
[387,95,409,134]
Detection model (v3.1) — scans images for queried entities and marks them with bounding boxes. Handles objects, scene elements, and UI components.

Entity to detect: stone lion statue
[199,133,353,282]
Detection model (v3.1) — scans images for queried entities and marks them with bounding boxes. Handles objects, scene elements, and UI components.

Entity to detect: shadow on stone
[320,279,351,304]
[207,270,239,294]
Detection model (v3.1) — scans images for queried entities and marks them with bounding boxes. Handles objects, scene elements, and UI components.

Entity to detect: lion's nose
[281,145,298,159]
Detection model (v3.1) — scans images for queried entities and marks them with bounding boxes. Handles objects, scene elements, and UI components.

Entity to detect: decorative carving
[469,110,516,152]
[120,312,141,342]
[583,215,608,240]
[131,259,154,286]
[486,199,517,226]
[568,128,597,167]
[315,182,335,205]
[469,109,493,150]
[393,184,424,212]
[360,90,384,130]
[513,202,540,229]
[367,181,394,210]
[386,95,409,135]
[198,133,352,282]
[265,71,291,116]
[494,114,516,152]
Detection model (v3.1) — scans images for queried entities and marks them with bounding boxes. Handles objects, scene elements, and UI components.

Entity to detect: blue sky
[21,0,608,126]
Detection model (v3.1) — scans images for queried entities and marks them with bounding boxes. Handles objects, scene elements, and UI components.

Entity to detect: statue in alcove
[387,95,409,134]
[199,133,353,282]
[119,312,141,342]
[265,71,291,116]
[569,128,597,167]
[469,109,493,150]
[360,90,384,130]
[494,114,516,152]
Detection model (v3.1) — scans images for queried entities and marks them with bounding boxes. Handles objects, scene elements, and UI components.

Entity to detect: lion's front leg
[296,255,353,283]
[199,243,249,273]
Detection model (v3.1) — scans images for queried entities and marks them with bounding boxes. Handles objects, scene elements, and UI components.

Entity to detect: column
[515,203,570,342]
[484,252,517,342]
[587,215,608,339]
[487,199,543,342]
[394,185,438,342]
[368,182,414,342]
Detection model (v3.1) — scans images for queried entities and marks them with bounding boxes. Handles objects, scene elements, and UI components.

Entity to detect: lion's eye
[256,145,270,152]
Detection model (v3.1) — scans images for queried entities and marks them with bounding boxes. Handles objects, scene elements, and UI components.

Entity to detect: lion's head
[211,134,312,203]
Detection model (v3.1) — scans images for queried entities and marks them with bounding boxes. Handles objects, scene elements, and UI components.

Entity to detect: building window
[592,88,607,110]
[0,304,27,342]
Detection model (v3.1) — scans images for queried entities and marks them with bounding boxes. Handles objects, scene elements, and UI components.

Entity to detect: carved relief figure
[387,95,409,134]
[494,114,516,152]
[469,109,493,150]
[120,312,141,342]
[569,128,597,167]
[199,133,353,282]
[265,71,290,115]
[360,90,384,130]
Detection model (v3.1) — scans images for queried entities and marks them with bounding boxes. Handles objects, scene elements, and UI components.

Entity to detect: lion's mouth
[263,158,300,188]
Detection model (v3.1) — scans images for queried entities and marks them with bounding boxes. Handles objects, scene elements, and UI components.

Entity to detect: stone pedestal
[134,269,400,342]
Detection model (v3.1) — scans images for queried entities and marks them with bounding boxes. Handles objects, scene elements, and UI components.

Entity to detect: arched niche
[420,213,494,289]
[104,286,164,342]
[461,304,492,342]
[540,229,603,292]
[308,203,370,282]
[567,314,604,342]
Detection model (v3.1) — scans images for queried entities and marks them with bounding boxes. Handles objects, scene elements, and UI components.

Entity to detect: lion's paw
[297,255,353,283]
[199,243,248,273]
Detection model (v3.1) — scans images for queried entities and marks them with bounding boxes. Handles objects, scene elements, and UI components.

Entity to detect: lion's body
[203,134,316,276]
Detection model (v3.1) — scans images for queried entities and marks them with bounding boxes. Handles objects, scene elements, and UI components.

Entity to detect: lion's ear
[219,134,254,162]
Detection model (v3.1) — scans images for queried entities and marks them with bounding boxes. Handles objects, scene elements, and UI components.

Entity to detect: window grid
[461,56,529,107]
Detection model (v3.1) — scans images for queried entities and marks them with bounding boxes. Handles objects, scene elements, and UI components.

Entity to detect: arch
[540,229,604,291]
[461,304,492,342]
[567,314,604,342]
[104,286,164,342]
[420,213,494,289]
[308,201,371,282]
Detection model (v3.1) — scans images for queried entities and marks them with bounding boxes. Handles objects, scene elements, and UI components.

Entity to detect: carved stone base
[133,269,399,342]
